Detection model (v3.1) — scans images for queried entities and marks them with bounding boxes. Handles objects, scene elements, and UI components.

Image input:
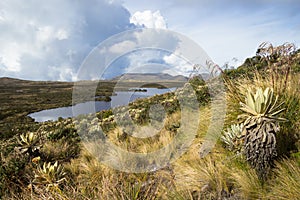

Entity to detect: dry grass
[267,159,300,200]
[231,167,266,199]
[174,155,234,199]
[1,49,300,199]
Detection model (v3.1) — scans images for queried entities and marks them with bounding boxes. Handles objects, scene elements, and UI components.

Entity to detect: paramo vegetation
[0,42,300,199]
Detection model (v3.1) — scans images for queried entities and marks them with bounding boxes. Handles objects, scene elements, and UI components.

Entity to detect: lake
[28,88,175,122]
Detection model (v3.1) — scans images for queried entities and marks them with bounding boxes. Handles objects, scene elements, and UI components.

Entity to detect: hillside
[0,43,300,199]
[224,46,300,78]
[111,73,188,82]
[0,75,187,139]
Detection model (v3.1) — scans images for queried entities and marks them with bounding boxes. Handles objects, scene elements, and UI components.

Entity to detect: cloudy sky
[0,0,299,81]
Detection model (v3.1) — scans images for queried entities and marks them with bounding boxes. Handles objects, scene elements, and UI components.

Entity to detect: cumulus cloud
[124,50,167,73]
[81,28,182,79]
[163,51,193,77]
[109,40,137,54]
[0,0,133,81]
[130,10,167,29]
[124,0,300,68]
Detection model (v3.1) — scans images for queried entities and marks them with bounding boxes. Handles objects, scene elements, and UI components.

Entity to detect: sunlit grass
[1,48,300,199]
[267,159,300,200]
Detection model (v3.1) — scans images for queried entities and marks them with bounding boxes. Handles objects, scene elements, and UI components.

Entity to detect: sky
[0,0,299,81]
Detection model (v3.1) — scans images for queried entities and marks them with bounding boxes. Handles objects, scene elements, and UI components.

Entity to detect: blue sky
[0,0,299,81]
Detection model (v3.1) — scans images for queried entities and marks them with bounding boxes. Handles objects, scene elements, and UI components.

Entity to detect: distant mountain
[0,77,37,87]
[0,77,70,85]
[110,73,188,82]
[0,77,29,84]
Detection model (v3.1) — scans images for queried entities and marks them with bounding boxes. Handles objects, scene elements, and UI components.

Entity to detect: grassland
[0,77,185,139]
[0,44,300,199]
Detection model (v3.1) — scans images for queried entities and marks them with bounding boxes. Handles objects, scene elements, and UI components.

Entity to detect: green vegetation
[239,87,286,181]
[0,77,185,139]
[33,161,66,190]
[220,123,244,153]
[0,42,300,199]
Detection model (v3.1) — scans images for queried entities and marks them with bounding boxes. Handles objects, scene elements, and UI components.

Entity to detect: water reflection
[29,88,175,122]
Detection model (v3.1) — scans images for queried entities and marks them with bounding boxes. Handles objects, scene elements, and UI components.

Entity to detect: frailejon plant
[33,161,66,190]
[17,132,40,156]
[221,124,244,153]
[239,87,286,180]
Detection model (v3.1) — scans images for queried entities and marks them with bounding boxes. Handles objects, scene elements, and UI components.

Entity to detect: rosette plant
[17,132,40,156]
[33,161,66,190]
[221,123,244,153]
[239,87,286,180]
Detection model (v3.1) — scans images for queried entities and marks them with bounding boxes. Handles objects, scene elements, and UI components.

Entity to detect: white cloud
[124,0,300,68]
[109,40,137,54]
[56,29,69,40]
[130,10,167,29]
[48,65,77,81]
[121,48,192,77]
[0,0,133,81]
[36,26,54,43]
[163,51,193,76]
[0,42,22,72]
[36,26,69,42]
[125,50,164,72]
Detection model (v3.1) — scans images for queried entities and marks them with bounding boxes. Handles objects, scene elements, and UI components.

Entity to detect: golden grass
[231,167,266,199]
[2,61,300,199]
[267,159,300,200]
[174,155,233,199]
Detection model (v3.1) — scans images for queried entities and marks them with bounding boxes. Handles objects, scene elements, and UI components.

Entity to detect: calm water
[29,88,174,122]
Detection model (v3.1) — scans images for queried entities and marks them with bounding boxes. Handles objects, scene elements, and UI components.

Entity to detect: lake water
[29,88,175,122]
